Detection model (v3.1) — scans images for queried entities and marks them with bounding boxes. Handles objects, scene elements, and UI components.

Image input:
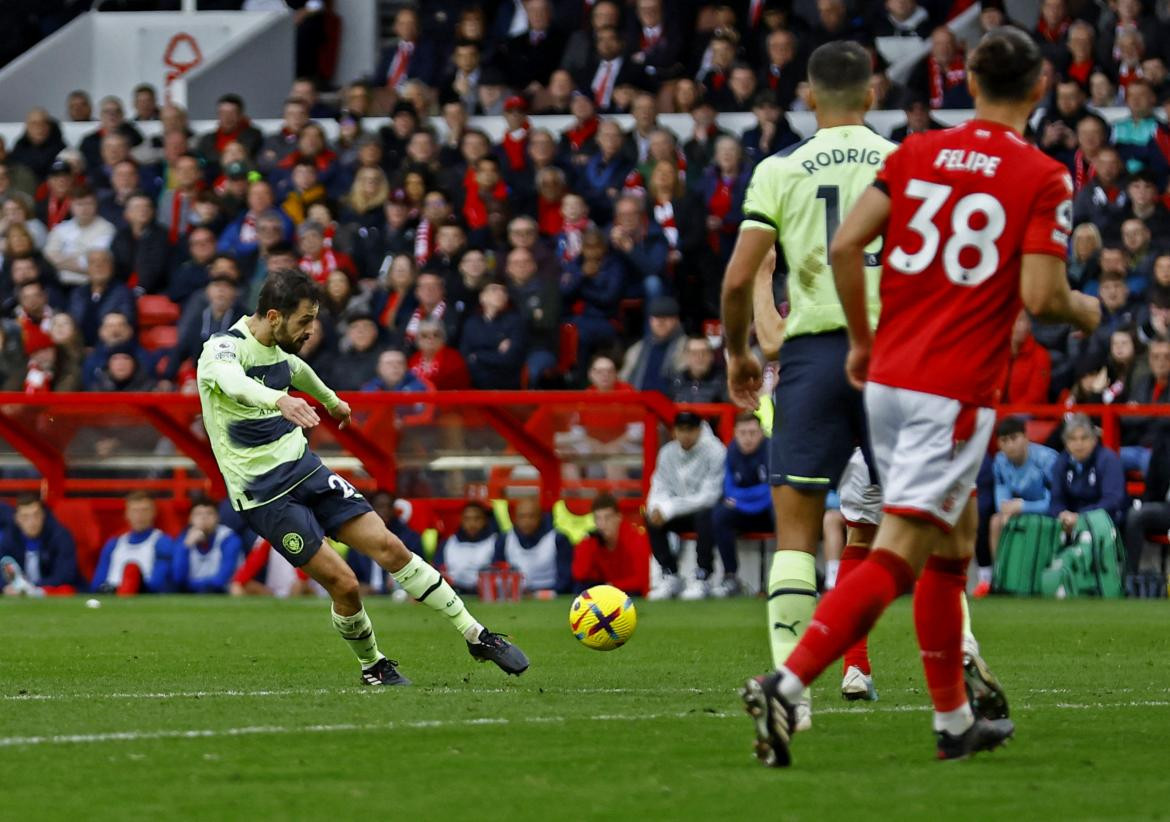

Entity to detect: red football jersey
[869,120,1072,406]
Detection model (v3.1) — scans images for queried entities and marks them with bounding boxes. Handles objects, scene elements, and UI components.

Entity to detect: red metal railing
[0,393,1166,509]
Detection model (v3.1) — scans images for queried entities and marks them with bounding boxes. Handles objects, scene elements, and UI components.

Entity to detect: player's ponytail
[968,26,1043,103]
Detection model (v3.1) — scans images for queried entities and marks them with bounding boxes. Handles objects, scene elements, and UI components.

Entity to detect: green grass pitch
[2,596,1168,821]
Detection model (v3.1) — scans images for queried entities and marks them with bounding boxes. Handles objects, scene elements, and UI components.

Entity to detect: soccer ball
[569,585,637,651]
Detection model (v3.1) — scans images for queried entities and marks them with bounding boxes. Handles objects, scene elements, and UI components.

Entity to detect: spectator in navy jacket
[0,495,79,595]
[579,120,631,225]
[501,498,573,594]
[68,249,135,347]
[711,413,771,598]
[504,246,561,387]
[347,491,427,596]
[609,194,669,302]
[1050,414,1127,533]
[460,281,526,389]
[172,498,241,594]
[374,7,440,90]
[561,227,622,361]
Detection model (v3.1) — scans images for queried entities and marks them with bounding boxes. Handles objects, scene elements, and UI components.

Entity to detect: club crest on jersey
[282,533,304,555]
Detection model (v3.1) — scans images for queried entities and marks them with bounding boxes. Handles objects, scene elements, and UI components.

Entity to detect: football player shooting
[722,40,894,730]
[196,268,528,686]
[741,28,1099,767]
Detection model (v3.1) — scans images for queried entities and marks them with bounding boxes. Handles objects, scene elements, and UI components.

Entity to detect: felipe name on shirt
[933,148,1002,177]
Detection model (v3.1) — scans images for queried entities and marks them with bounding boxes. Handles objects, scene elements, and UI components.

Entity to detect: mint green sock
[331,606,383,669]
[767,551,818,683]
[391,554,483,641]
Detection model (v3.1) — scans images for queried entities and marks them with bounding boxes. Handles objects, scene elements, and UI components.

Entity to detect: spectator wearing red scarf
[1032,0,1070,59]
[195,93,263,164]
[1060,20,1098,89]
[297,221,356,284]
[558,91,600,170]
[911,27,973,110]
[459,155,509,232]
[408,319,470,390]
[158,153,204,246]
[276,123,338,194]
[499,96,530,173]
[700,136,750,266]
[535,166,567,237]
[36,161,75,229]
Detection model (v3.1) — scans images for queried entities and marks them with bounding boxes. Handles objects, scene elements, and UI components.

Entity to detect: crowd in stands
[4,1,1170,401]
[3,1,1170,598]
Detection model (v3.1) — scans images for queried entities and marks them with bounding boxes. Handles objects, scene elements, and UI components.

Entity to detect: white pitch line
[7,685,1168,703]
[1,686,716,702]
[1,700,1168,748]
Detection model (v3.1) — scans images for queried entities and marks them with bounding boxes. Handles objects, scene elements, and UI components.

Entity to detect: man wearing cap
[645,411,727,600]
[499,96,532,174]
[218,161,253,220]
[621,295,686,394]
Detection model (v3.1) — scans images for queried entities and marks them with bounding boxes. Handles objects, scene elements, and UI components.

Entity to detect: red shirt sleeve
[611,524,650,597]
[571,536,601,583]
[1022,165,1073,258]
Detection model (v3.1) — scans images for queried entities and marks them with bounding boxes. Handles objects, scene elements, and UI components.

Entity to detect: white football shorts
[864,382,995,532]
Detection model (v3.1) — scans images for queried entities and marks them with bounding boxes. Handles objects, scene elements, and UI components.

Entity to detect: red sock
[117,564,143,597]
[914,556,968,713]
[786,549,916,686]
[838,545,872,676]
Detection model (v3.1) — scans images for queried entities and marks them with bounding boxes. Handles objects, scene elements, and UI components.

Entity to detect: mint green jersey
[741,125,895,339]
[197,317,340,511]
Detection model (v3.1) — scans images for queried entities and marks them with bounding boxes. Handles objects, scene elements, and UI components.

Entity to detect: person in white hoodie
[645,410,727,600]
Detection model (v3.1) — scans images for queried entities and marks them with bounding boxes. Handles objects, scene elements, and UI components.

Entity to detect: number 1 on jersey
[816,185,840,250]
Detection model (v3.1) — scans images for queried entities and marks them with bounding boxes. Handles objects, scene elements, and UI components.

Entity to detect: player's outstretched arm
[1019,253,1101,334]
[830,186,890,388]
[289,356,351,427]
[752,246,785,361]
[721,227,775,409]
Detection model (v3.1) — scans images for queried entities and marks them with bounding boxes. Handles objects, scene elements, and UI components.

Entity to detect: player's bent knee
[329,569,361,602]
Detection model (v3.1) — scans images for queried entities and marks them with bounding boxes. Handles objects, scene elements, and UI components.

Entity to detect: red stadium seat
[557,323,579,373]
[141,325,179,351]
[137,295,181,329]
[53,499,102,583]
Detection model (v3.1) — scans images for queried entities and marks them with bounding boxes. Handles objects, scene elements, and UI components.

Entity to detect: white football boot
[841,665,879,701]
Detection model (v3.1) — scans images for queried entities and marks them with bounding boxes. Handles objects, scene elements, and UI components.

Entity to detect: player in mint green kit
[197,268,528,685]
[721,41,894,731]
